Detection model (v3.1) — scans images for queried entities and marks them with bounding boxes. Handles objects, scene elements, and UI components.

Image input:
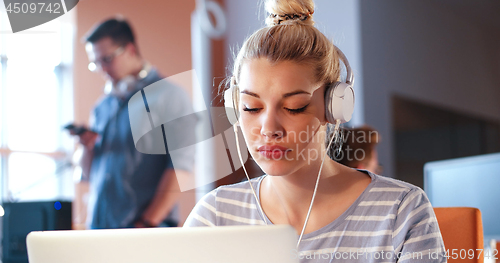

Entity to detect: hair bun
[265,0,315,26]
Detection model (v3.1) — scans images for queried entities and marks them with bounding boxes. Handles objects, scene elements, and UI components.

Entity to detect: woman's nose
[260,110,284,139]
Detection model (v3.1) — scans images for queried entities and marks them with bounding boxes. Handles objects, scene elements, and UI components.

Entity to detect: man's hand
[134,218,156,228]
[73,130,99,150]
[69,128,98,181]
[137,169,188,227]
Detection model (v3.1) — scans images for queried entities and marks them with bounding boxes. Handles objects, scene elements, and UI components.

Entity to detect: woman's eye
[243,107,261,113]
[285,104,309,115]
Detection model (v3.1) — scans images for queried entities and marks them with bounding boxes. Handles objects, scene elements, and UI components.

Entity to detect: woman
[185,0,445,262]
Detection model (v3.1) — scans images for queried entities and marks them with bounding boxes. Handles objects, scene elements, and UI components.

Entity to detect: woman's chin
[254,158,298,176]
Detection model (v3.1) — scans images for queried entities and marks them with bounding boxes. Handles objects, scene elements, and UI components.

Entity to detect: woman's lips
[257,145,291,160]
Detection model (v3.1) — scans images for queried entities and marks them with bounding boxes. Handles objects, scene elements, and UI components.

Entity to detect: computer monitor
[2,201,72,263]
[424,152,500,241]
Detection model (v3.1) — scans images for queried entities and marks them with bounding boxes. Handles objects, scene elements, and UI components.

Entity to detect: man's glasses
[88,46,125,72]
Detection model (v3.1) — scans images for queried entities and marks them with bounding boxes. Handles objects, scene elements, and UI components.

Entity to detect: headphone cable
[296,119,341,247]
[234,124,269,225]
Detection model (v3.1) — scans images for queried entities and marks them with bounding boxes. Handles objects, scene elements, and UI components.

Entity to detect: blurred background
[0,0,499,261]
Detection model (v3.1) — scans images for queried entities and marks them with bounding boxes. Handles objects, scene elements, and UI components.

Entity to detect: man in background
[336,125,382,174]
[74,18,195,228]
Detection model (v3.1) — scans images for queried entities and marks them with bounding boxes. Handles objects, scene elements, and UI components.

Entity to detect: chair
[434,207,484,263]
[495,241,500,263]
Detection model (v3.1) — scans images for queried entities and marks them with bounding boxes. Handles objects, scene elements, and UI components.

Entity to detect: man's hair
[85,18,136,47]
[336,126,380,168]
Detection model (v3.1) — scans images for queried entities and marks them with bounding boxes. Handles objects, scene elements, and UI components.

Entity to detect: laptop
[26,225,299,263]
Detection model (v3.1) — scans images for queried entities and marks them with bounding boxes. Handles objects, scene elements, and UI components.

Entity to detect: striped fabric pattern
[184,171,447,263]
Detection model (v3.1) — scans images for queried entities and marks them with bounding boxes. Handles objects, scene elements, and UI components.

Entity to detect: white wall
[225,0,262,69]
[361,0,500,178]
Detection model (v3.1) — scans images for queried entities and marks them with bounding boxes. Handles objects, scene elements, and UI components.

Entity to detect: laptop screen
[27,225,299,263]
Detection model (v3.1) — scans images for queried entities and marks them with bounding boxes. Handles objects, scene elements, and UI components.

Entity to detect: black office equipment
[2,201,72,263]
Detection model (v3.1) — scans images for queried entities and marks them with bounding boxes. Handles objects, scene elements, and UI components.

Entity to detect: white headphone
[224,46,355,125]
[104,63,152,97]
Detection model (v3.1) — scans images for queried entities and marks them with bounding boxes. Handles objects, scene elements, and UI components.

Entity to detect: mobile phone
[63,124,91,135]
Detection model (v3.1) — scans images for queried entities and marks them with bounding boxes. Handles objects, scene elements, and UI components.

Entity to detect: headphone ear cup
[224,82,239,125]
[325,82,355,123]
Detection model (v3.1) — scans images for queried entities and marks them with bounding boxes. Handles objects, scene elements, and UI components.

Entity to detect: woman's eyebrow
[240,89,311,98]
[283,90,311,98]
[241,90,260,98]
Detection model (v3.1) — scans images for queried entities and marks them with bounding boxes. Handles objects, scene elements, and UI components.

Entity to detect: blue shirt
[87,69,194,229]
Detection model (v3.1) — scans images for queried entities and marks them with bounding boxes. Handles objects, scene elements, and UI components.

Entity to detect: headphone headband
[334,46,354,86]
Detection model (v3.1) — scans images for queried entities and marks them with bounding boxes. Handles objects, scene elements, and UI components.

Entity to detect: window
[0,8,75,202]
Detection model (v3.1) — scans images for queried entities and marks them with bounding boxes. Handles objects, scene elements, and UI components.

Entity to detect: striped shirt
[184,171,447,263]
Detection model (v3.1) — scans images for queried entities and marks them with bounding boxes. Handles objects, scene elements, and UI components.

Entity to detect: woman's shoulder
[369,171,423,194]
[210,176,264,200]
[185,176,267,227]
[360,171,430,206]
[184,176,264,227]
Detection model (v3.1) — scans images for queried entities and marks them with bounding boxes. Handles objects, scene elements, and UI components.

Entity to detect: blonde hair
[231,0,340,88]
